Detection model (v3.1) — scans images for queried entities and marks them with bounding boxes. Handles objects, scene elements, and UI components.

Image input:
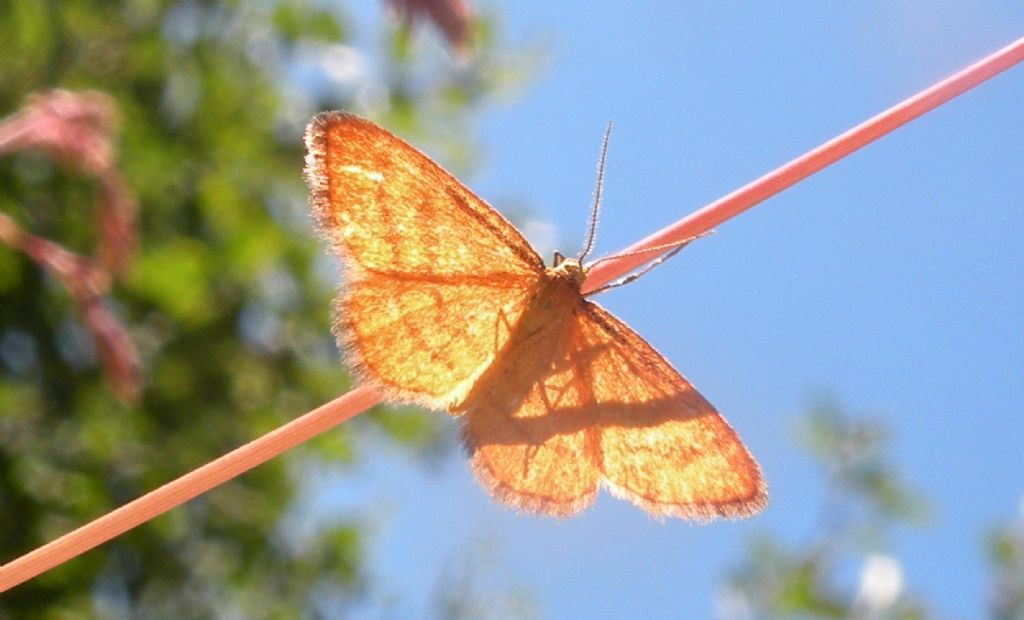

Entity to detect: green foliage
[722,402,1024,619]
[0,1,520,616]
[796,399,929,526]
[986,509,1024,619]
[722,401,932,619]
[430,537,540,620]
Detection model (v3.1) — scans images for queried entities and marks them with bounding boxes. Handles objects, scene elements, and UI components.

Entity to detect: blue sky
[315,3,1024,617]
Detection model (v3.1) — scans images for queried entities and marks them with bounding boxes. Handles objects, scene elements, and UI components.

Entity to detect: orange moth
[304,112,766,520]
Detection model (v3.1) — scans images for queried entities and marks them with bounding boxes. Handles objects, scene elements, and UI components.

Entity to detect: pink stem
[582,35,1024,294]
[0,386,382,591]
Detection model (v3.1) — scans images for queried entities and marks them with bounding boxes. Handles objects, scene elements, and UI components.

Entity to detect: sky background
[311,3,1024,617]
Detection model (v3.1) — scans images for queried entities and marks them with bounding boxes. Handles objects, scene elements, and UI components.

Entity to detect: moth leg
[540,341,609,409]
[492,306,517,356]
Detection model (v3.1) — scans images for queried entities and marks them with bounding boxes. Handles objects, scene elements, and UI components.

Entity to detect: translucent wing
[581,303,766,520]
[462,299,766,520]
[305,112,545,407]
[336,275,539,408]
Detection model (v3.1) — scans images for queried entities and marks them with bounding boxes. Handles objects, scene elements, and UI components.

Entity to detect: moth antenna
[577,120,612,262]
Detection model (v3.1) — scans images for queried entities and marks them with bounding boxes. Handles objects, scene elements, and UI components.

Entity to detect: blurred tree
[717,402,1024,620]
[987,502,1024,620]
[430,537,539,620]
[0,1,529,616]
[719,401,932,620]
